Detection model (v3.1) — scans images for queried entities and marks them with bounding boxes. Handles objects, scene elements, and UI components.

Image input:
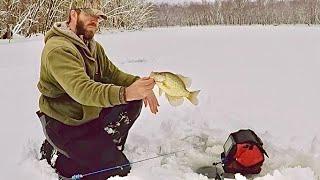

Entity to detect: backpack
[221,129,269,175]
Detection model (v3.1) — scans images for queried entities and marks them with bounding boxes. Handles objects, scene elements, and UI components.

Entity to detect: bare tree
[0,0,153,38]
[24,0,46,37]
[2,0,320,39]
[39,0,69,34]
[149,0,320,27]
[0,0,19,39]
[11,0,47,37]
[101,0,154,30]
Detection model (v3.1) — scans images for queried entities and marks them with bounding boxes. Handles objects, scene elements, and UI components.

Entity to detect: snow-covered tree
[11,0,46,37]
[100,0,154,30]
[0,0,19,39]
[149,0,320,27]
[3,0,319,38]
[40,0,69,34]
[0,0,153,38]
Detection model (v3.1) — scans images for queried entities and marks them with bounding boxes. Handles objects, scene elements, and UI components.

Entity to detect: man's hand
[125,77,155,102]
[143,91,159,114]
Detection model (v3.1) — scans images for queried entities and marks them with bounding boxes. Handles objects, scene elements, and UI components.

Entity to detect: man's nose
[91,17,98,23]
[88,18,99,26]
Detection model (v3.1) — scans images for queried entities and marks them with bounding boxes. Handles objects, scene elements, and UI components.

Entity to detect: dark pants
[41,100,142,179]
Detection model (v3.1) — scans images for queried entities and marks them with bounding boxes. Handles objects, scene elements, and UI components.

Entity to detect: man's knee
[88,141,132,178]
[60,132,131,178]
[107,152,131,177]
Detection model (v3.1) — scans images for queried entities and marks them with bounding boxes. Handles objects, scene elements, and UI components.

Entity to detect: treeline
[0,0,153,39]
[1,0,319,39]
[148,0,320,27]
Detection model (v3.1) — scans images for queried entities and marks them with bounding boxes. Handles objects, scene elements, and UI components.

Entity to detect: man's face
[75,11,101,40]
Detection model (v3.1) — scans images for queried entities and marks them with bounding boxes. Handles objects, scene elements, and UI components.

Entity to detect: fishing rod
[61,149,186,180]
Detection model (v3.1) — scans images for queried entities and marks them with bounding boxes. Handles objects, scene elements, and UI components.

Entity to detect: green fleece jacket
[38,22,139,126]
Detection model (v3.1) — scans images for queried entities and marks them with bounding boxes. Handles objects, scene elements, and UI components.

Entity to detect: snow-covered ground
[0,25,319,180]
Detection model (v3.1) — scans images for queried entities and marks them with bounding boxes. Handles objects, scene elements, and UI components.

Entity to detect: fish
[150,71,200,106]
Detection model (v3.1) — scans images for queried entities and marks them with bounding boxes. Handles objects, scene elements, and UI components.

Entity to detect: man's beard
[76,19,96,40]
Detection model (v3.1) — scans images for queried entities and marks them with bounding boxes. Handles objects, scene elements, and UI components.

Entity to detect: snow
[0,25,320,180]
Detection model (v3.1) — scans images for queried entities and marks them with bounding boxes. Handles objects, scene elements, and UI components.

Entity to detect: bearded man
[37,0,159,179]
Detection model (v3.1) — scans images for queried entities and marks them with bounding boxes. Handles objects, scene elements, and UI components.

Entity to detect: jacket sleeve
[97,44,140,87]
[46,46,126,107]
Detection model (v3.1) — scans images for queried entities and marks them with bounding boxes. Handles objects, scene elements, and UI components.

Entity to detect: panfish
[150,71,200,106]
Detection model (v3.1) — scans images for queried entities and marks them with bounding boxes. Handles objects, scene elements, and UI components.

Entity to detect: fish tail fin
[187,90,200,105]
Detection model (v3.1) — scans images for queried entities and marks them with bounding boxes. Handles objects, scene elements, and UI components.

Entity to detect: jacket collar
[45,21,97,61]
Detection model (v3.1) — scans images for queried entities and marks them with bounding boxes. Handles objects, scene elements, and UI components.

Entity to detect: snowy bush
[0,0,154,39]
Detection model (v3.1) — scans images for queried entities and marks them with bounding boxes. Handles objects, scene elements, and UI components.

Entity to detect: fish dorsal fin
[177,74,192,88]
[165,93,184,106]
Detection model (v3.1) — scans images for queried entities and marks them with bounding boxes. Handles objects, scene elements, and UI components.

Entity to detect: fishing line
[63,149,186,180]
